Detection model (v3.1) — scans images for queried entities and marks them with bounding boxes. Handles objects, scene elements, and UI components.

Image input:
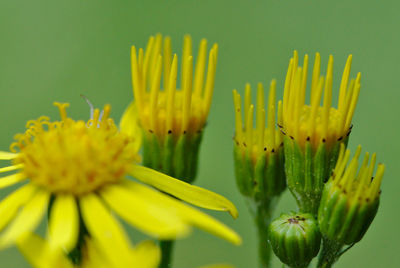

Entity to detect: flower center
[10,103,139,195]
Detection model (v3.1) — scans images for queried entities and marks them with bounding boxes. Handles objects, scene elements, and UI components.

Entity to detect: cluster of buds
[122,34,218,182]
[233,51,385,267]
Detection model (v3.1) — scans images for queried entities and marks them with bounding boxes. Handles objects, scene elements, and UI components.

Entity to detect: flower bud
[279,51,360,214]
[318,144,385,245]
[233,81,286,201]
[268,212,321,268]
[121,35,219,183]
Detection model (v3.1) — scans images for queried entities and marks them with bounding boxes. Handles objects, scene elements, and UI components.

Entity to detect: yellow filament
[293,67,303,139]
[322,55,334,141]
[182,56,193,132]
[244,83,251,130]
[308,77,324,139]
[203,46,217,118]
[131,46,143,111]
[245,105,254,148]
[143,36,155,90]
[149,34,163,90]
[163,37,172,90]
[166,55,178,132]
[300,54,309,108]
[182,35,192,85]
[256,83,265,148]
[338,55,353,112]
[311,53,321,103]
[267,80,276,149]
[233,90,243,141]
[277,100,283,128]
[149,55,162,132]
[368,164,385,198]
[193,39,208,96]
[344,72,361,131]
[138,48,144,76]
[283,58,294,119]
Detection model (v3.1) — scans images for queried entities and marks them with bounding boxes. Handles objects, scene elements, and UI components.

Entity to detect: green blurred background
[0,0,398,267]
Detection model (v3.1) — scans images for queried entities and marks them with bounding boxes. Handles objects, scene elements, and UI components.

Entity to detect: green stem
[159,240,174,268]
[250,197,276,268]
[317,236,343,268]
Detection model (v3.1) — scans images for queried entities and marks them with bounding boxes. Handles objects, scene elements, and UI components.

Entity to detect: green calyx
[268,212,321,268]
[318,180,380,245]
[233,143,286,202]
[142,130,203,183]
[283,136,345,215]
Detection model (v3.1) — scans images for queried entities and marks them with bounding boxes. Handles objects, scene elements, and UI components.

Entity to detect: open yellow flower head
[0,103,241,255]
[318,144,385,244]
[17,233,161,268]
[121,34,218,182]
[278,51,360,150]
[232,81,285,198]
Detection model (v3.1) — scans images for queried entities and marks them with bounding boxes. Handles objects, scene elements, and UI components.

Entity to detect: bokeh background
[0,0,398,267]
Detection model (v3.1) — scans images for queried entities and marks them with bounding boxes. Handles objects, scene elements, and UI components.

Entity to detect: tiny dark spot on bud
[183,130,187,134]
[280,129,286,135]
[300,217,305,221]
[349,124,353,130]
[148,129,154,133]
[277,123,283,128]
[280,142,284,147]
[288,218,299,224]
[271,149,275,153]
[236,141,239,146]
[338,136,343,141]
[264,147,267,151]
[346,132,351,137]
[290,136,294,140]
[306,136,310,141]
[243,142,247,147]
[343,189,347,194]
[322,138,326,143]
[366,198,370,202]
[253,180,258,186]
[168,130,172,134]
[296,216,300,219]
[197,129,202,133]
[371,176,374,182]
[379,190,382,194]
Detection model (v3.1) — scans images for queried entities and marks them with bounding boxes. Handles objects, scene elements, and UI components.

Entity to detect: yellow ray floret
[331,144,385,201]
[233,80,283,162]
[279,51,360,149]
[129,34,218,139]
[0,103,240,251]
[17,233,161,268]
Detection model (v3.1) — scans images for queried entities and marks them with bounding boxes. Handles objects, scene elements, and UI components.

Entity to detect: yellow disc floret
[279,51,361,149]
[9,103,139,195]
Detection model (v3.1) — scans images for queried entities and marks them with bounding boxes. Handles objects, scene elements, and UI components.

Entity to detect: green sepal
[173,134,188,181]
[161,133,175,176]
[187,132,203,181]
[284,135,345,215]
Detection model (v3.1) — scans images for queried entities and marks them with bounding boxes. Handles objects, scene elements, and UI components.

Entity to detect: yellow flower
[17,233,161,268]
[126,33,217,138]
[0,103,241,256]
[121,34,218,181]
[232,81,286,198]
[278,51,360,149]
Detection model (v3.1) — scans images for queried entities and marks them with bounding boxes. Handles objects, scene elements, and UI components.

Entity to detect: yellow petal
[120,101,142,154]
[48,194,79,252]
[16,233,74,268]
[0,164,23,173]
[0,184,37,231]
[124,180,242,245]
[79,193,132,267]
[129,165,239,218]
[0,188,50,248]
[131,240,161,268]
[0,151,18,160]
[0,173,26,189]
[100,183,189,239]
